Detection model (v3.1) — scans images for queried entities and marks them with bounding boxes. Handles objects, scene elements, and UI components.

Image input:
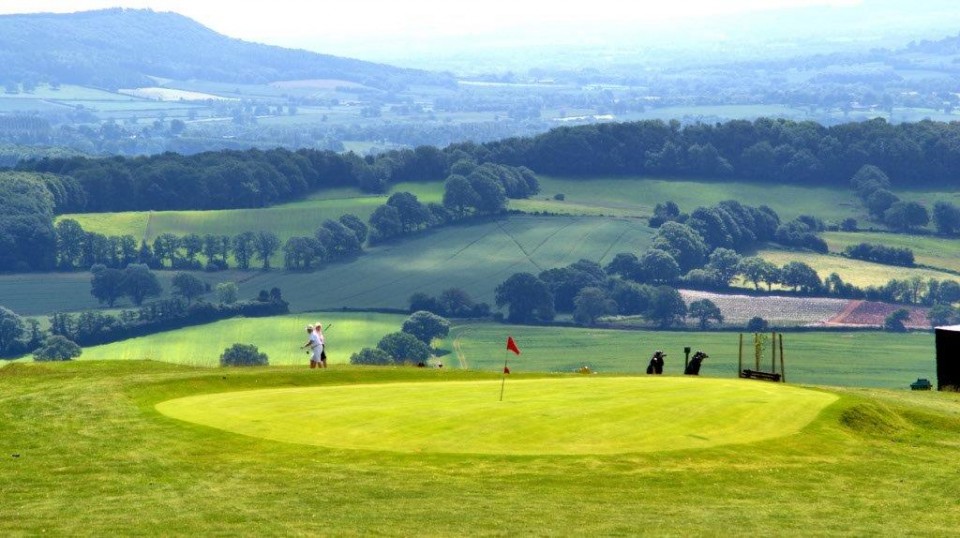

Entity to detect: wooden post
[738,333,743,377]
[779,333,786,383]
[769,332,775,373]
[754,333,760,370]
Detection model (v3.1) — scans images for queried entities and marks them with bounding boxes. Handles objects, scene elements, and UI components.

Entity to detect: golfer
[314,322,327,368]
[301,325,323,369]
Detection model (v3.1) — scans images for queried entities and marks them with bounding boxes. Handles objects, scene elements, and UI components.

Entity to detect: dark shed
[934,325,960,391]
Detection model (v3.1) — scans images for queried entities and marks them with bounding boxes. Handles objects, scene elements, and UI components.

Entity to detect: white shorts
[311,346,323,361]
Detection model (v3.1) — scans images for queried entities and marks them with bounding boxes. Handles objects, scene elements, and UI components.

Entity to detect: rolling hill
[0,8,452,90]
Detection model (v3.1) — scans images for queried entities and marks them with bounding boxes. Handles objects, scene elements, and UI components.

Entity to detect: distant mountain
[0,8,452,90]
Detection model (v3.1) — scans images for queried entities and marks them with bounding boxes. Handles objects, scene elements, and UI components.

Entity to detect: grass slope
[1,361,958,536]
[156,377,837,455]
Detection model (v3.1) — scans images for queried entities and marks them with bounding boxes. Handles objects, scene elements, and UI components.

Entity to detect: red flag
[503,366,511,374]
[506,336,520,355]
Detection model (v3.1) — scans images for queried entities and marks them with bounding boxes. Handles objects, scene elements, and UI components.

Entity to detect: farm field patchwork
[2,361,958,536]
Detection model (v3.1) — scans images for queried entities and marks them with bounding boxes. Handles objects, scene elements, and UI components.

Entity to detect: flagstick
[499,347,509,402]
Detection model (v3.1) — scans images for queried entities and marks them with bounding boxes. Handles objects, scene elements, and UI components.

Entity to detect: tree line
[473,117,960,188]
[0,284,288,358]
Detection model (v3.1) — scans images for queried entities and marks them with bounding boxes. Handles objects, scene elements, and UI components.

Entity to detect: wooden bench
[740,369,782,382]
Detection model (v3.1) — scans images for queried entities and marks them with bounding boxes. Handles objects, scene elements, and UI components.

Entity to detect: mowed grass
[447,322,935,389]
[2,361,959,536]
[80,312,406,367]
[757,248,959,287]
[156,377,837,455]
[823,231,960,273]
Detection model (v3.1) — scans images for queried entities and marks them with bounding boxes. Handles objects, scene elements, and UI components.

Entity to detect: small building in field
[934,325,960,391]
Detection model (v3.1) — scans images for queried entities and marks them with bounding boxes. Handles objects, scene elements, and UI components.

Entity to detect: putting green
[156,377,838,455]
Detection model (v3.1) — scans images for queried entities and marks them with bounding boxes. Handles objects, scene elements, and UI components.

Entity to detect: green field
[515,176,867,223]
[80,314,935,389]
[757,249,960,287]
[0,270,246,316]
[233,215,655,311]
[80,312,406,367]
[823,231,960,274]
[157,377,837,455]
[1,215,652,316]
[448,322,934,388]
[61,183,444,242]
[2,361,958,535]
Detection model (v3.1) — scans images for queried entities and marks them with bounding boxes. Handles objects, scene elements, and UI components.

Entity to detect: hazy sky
[0,0,862,46]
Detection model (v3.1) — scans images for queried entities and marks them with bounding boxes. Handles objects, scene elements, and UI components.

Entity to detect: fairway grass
[2,361,959,536]
[156,377,837,455]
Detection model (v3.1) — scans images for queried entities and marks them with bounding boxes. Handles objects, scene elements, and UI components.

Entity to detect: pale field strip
[679,290,849,326]
[117,87,237,101]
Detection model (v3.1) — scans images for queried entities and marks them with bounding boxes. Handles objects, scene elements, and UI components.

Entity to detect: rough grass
[1,361,959,536]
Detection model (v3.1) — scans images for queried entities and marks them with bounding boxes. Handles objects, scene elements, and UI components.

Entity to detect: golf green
[156,377,837,455]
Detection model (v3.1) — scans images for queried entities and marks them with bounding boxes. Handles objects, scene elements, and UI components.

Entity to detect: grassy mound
[156,377,837,455]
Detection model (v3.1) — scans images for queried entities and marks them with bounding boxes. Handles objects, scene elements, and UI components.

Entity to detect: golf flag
[507,336,520,355]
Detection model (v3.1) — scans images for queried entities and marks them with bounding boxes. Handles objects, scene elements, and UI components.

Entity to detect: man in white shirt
[301,326,323,369]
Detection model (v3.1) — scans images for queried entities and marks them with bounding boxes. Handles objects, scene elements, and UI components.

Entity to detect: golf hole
[156,377,837,455]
